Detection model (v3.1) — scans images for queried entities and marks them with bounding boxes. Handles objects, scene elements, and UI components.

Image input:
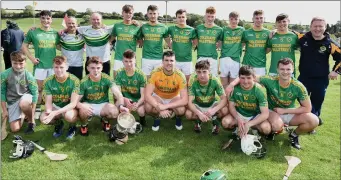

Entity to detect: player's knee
[174,107,185,116]
[306,113,319,128]
[259,122,271,135]
[271,120,284,132]
[64,110,78,123]
[109,106,119,119]
[221,116,232,128]
[144,103,152,113]
[19,100,31,110]
[219,107,229,117]
[11,126,20,133]
[185,110,193,120]
[137,106,145,117]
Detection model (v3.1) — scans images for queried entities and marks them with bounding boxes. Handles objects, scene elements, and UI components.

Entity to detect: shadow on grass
[1,116,293,176]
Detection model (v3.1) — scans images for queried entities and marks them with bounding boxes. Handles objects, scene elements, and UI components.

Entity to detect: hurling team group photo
[1,2,340,178]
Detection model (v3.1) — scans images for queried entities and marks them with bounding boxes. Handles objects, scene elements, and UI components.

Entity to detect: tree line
[1,6,340,38]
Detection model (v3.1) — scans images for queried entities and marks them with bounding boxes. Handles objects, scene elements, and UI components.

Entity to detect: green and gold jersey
[24,28,60,69]
[188,73,224,107]
[167,25,196,62]
[267,32,299,74]
[112,22,141,61]
[196,24,223,60]
[60,32,85,67]
[242,28,270,68]
[259,75,308,110]
[220,26,244,62]
[79,73,113,104]
[115,68,146,102]
[43,73,80,108]
[230,83,268,117]
[140,23,168,60]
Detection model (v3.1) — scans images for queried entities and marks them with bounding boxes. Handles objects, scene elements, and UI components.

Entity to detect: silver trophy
[109,112,142,145]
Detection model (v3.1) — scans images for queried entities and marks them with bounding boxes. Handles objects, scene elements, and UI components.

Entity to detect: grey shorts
[8,94,32,123]
[194,102,218,112]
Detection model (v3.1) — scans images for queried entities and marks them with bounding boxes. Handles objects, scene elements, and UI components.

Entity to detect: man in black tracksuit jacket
[297,17,341,126]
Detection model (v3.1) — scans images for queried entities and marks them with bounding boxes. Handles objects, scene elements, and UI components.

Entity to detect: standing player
[77,13,112,75]
[196,6,223,77]
[167,9,197,82]
[115,50,147,126]
[185,60,228,135]
[77,57,129,136]
[111,5,141,77]
[40,56,80,139]
[144,51,188,131]
[1,51,38,134]
[267,13,299,76]
[60,16,85,79]
[140,5,170,78]
[21,10,60,119]
[241,10,270,76]
[220,11,245,88]
[222,65,271,137]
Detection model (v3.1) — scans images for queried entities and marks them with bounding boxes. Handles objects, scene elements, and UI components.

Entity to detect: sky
[1,1,340,25]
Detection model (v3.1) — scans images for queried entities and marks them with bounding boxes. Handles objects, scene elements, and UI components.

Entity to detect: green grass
[1,25,340,180]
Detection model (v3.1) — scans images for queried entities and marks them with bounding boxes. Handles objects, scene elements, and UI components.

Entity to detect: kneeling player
[115,50,147,126]
[145,51,188,131]
[1,51,38,134]
[222,65,271,137]
[77,57,128,136]
[185,60,228,135]
[40,56,80,139]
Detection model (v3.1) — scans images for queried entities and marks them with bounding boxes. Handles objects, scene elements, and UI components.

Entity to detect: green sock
[212,119,219,126]
[195,120,202,125]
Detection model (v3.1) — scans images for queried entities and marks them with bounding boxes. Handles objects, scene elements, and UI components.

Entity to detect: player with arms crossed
[167,9,197,82]
[196,6,223,77]
[1,51,38,134]
[220,11,245,88]
[241,10,270,76]
[115,50,147,126]
[222,65,271,138]
[186,60,228,135]
[77,57,129,136]
[140,5,170,78]
[145,51,188,131]
[40,56,80,139]
[21,10,60,119]
[111,4,141,77]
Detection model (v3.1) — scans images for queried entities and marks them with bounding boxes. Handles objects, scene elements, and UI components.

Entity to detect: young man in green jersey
[167,9,197,82]
[185,60,228,135]
[220,11,245,88]
[1,51,38,134]
[60,16,85,80]
[222,65,271,138]
[145,51,188,131]
[40,56,80,139]
[77,57,129,136]
[112,5,141,78]
[21,10,60,120]
[241,10,270,76]
[196,6,223,77]
[226,58,319,149]
[115,50,147,126]
[267,13,299,76]
[140,5,171,78]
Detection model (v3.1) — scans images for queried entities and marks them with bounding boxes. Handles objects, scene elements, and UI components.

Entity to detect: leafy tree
[244,23,252,30]
[133,12,145,20]
[86,8,93,15]
[80,15,91,25]
[65,8,77,17]
[23,5,35,17]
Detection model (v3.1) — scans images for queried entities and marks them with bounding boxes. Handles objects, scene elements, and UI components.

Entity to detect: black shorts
[85,57,111,76]
[67,66,83,80]
[3,51,11,70]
